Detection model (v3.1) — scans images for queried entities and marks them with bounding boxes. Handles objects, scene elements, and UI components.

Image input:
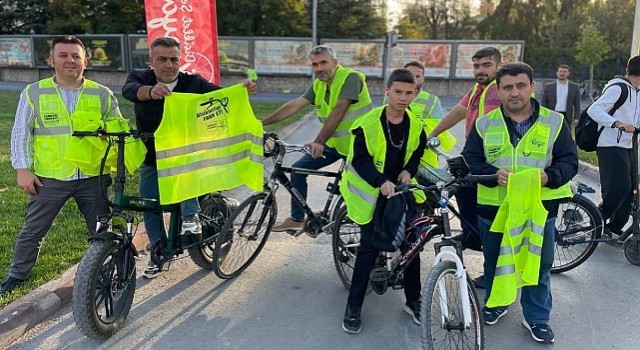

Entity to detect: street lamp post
[632,0,640,56]
[312,0,317,46]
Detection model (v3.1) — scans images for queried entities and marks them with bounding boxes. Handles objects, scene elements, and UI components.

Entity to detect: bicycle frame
[265,138,344,236]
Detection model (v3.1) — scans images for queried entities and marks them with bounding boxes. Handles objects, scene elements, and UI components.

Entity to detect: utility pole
[632,0,640,56]
[312,0,318,47]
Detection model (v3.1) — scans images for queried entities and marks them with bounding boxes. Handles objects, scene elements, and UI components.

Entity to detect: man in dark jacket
[122,37,256,279]
[540,64,581,125]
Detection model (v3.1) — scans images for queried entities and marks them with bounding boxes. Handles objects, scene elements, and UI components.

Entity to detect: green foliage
[0,0,50,34]
[576,26,611,67]
[217,0,311,36]
[396,0,476,39]
[315,0,387,39]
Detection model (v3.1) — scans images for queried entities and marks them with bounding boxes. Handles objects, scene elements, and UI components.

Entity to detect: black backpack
[575,82,629,152]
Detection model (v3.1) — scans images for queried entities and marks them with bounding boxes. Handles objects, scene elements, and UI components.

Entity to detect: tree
[575,26,611,102]
[217,0,310,36]
[315,0,387,39]
[395,0,475,39]
[47,0,93,34]
[0,0,50,34]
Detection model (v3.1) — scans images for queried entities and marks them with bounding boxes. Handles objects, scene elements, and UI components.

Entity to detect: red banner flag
[145,0,219,84]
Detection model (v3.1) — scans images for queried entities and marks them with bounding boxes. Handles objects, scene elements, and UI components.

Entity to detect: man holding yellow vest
[341,69,427,334]
[122,37,257,278]
[263,45,373,233]
[3,36,121,295]
[462,63,577,344]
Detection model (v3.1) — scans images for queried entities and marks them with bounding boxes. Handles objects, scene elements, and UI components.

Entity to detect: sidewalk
[0,111,314,349]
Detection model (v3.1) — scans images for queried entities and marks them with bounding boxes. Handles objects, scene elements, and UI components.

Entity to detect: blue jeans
[139,165,200,245]
[289,146,344,221]
[479,216,555,324]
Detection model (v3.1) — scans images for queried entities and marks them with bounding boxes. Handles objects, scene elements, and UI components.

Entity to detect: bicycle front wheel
[72,238,136,340]
[213,192,276,279]
[421,260,483,350]
[552,194,603,273]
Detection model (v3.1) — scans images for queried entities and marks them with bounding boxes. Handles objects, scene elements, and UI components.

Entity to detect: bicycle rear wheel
[552,194,603,274]
[332,205,361,290]
[421,260,483,350]
[188,194,234,269]
[213,192,276,279]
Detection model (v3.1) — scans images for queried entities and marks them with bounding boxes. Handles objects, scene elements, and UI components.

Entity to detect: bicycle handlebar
[72,129,155,139]
[393,173,499,194]
[263,132,318,159]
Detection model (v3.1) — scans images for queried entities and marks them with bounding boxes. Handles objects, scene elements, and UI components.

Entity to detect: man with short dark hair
[122,37,257,279]
[541,64,582,125]
[403,60,444,119]
[462,62,577,344]
[3,35,121,295]
[588,55,640,239]
[341,68,427,334]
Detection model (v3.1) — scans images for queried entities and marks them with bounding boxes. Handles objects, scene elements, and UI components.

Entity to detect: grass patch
[0,89,308,307]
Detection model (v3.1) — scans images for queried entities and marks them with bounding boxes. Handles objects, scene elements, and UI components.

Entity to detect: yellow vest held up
[486,169,548,308]
[156,84,263,204]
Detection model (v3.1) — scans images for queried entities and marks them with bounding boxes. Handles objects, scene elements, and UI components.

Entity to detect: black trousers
[347,221,421,308]
[597,147,634,232]
[454,184,480,241]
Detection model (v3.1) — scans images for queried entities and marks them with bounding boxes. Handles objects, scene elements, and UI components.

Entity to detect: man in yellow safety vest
[461,62,577,344]
[2,36,122,295]
[263,45,373,234]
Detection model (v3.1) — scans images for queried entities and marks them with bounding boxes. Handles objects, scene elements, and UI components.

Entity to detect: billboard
[33,35,125,71]
[0,37,33,68]
[128,36,149,70]
[219,38,250,73]
[454,42,524,78]
[391,42,452,78]
[322,41,384,77]
[254,39,312,74]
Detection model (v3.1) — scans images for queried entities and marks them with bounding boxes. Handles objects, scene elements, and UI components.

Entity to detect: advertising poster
[254,39,312,74]
[128,36,149,70]
[145,0,220,83]
[0,37,33,68]
[391,42,452,78]
[323,41,383,77]
[33,35,124,71]
[454,42,524,78]
[218,38,250,73]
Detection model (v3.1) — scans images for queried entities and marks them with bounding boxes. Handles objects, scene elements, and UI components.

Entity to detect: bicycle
[70,130,236,339]
[553,128,640,271]
[332,152,495,350]
[211,132,345,279]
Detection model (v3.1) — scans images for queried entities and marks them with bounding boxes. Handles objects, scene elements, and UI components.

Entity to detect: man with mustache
[122,37,257,279]
[3,36,121,294]
[428,47,503,288]
[263,45,373,234]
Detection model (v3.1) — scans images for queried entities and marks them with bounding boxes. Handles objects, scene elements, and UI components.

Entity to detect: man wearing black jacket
[122,37,256,278]
[341,69,427,334]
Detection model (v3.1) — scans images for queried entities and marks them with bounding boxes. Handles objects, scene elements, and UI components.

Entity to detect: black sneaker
[482,306,507,325]
[472,275,485,289]
[0,276,25,294]
[342,305,362,334]
[403,300,421,325]
[143,260,162,279]
[522,319,555,343]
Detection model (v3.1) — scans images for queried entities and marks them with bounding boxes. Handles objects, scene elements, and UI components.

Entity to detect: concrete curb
[0,228,149,348]
[578,159,600,182]
[0,110,312,347]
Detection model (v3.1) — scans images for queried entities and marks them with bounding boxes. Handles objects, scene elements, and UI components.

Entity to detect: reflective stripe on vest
[486,169,548,308]
[475,107,572,206]
[313,66,373,156]
[340,106,423,225]
[27,78,110,178]
[410,90,438,119]
[156,84,264,204]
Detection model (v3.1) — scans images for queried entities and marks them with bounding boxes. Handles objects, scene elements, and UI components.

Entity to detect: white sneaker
[143,260,162,279]
[181,214,202,235]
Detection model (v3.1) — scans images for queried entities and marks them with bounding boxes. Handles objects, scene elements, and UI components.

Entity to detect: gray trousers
[9,175,110,280]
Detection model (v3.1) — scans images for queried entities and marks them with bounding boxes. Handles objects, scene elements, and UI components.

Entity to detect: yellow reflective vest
[410,90,440,119]
[475,108,573,206]
[156,84,263,204]
[486,169,548,308]
[341,106,425,225]
[26,78,113,178]
[313,65,373,156]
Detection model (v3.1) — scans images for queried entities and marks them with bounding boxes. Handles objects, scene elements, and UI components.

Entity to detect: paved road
[9,100,640,349]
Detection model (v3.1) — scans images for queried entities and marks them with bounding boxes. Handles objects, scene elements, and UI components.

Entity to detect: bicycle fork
[433,250,473,329]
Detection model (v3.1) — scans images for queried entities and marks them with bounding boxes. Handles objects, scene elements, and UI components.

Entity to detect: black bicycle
[70,130,235,339]
[332,154,493,349]
[211,132,345,279]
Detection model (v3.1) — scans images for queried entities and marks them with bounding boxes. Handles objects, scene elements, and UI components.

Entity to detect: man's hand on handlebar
[381,180,396,198]
[397,170,411,185]
[497,168,513,186]
[306,141,324,158]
